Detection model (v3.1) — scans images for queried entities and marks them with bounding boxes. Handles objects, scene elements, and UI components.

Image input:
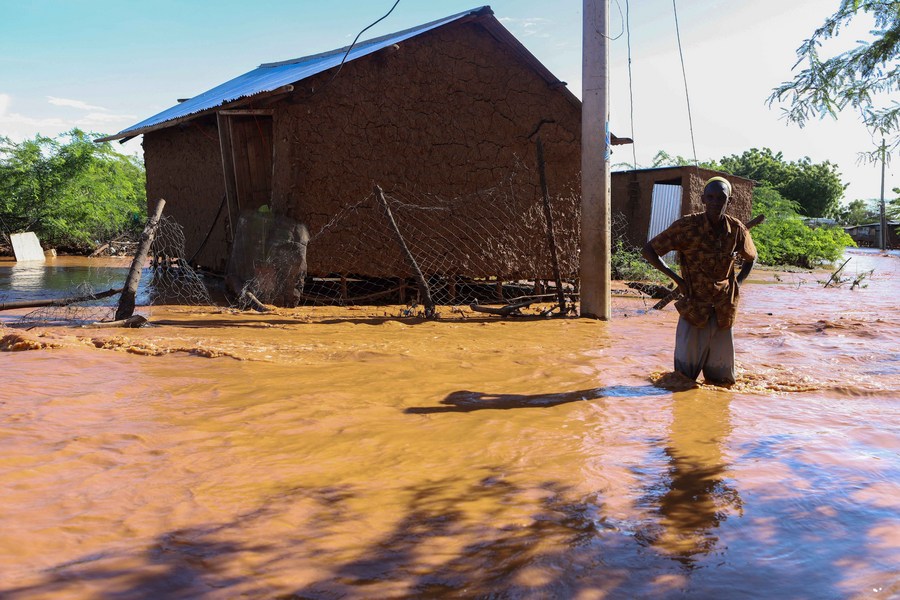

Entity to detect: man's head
[702,177,732,223]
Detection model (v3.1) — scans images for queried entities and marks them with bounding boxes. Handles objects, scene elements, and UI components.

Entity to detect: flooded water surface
[1,249,898,598]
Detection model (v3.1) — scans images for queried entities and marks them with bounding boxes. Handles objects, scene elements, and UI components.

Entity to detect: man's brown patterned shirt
[649,213,757,328]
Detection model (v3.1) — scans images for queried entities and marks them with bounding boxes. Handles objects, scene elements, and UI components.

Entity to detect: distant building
[803,217,838,229]
[844,221,900,248]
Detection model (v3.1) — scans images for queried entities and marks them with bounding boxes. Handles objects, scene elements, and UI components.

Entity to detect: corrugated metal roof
[99,6,496,142]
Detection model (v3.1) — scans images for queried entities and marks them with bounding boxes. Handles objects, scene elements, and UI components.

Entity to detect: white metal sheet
[11,232,45,262]
[647,184,682,263]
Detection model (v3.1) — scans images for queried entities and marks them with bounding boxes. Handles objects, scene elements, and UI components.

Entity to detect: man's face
[702,182,730,223]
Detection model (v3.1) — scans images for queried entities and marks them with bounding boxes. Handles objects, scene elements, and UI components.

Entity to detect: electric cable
[625,0,637,168]
[187,193,227,266]
[672,0,698,167]
[315,0,402,95]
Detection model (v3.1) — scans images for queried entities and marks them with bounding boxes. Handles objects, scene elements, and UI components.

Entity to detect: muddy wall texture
[143,118,228,272]
[271,19,582,280]
[142,16,582,282]
[611,167,754,250]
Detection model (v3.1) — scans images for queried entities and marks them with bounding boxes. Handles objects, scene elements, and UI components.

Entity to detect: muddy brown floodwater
[1,248,898,599]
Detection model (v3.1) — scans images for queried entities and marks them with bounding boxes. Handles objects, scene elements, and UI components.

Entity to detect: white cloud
[0,93,136,142]
[0,111,66,129]
[498,17,550,37]
[47,96,108,111]
[78,111,136,124]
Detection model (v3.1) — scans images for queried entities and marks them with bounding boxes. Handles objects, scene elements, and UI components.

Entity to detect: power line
[625,0,637,168]
[603,0,626,41]
[317,0,402,94]
[671,0,698,167]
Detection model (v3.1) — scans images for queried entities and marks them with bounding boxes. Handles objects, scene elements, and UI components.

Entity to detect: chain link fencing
[5,171,659,326]
[8,215,214,328]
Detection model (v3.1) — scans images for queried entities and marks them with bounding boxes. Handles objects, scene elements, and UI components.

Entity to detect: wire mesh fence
[8,215,215,328]
[269,172,585,318]
[4,170,661,326]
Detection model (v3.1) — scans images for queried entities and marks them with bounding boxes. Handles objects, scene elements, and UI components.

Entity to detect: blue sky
[1,0,895,203]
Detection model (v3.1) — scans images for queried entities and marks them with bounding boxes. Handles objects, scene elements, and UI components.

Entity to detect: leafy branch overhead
[768,0,900,158]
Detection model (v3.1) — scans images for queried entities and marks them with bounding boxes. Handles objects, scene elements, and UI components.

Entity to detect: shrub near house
[750,185,854,268]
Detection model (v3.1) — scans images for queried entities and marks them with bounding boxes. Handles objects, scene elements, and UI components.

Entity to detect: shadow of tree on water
[2,418,896,598]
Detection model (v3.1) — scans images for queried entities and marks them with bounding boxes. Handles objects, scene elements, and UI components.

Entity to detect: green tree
[768,0,900,160]
[642,150,720,169]
[751,183,803,219]
[717,147,846,217]
[887,187,900,220]
[0,129,146,250]
[837,198,879,225]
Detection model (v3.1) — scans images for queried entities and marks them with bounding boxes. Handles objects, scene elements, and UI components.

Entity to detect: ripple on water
[0,251,898,598]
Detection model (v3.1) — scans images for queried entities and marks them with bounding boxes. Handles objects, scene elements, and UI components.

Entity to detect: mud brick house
[100,6,602,283]
[611,167,755,251]
[100,5,747,290]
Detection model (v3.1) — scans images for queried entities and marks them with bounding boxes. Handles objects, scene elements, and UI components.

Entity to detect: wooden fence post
[116,198,166,321]
[535,134,567,315]
[374,185,436,318]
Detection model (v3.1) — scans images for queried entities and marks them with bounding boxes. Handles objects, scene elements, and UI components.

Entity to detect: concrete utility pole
[880,138,887,250]
[580,0,611,319]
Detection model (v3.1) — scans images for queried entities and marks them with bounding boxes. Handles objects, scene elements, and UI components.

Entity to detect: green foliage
[644,150,720,170]
[768,0,900,161]
[751,182,803,219]
[888,187,900,220]
[718,147,846,217]
[0,129,146,250]
[750,185,856,268]
[611,240,668,282]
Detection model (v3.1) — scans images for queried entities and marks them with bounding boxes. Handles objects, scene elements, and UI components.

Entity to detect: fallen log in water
[116,198,165,321]
[242,291,272,313]
[0,287,123,311]
[824,257,852,288]
[625,281,674,299]
[85,315,148,329]
[89,243,110,258]
[470,299,536,317]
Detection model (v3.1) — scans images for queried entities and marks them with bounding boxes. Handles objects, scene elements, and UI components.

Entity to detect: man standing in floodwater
[641,177,757,385]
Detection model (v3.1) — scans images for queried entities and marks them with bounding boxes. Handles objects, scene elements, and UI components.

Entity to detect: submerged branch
[0,287,122,311]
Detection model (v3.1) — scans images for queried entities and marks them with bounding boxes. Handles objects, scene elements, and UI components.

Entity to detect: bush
[752,218,855,268]
[612,239,669,282]
[0,129,146,251]
[750,184,855,268]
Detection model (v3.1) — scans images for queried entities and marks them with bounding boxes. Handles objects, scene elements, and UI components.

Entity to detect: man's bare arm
[641,242,686,291]
[736,258,755,286]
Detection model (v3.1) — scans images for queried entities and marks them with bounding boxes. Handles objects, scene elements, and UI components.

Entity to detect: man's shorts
[674,314,735,385]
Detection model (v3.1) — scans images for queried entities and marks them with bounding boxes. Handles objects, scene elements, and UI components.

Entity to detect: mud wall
[611,167,754,249]
[611,170,656,249]
[143,119,228,272]
[684,168,753,223]
[270,19,582,279]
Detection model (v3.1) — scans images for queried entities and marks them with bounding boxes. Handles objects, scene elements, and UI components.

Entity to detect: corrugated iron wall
[647,183,682,262]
